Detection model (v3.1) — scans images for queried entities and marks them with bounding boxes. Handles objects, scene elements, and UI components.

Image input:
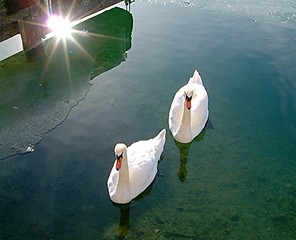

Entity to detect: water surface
[0,7,132,159]
[0,1,296,239]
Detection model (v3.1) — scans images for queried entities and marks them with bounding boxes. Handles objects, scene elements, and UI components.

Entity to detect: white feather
[169,70,209,143]
[107,129,166,204]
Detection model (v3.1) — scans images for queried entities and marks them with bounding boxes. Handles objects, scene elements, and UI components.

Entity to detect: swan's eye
[116,152,123,160]
[185,95,192,101]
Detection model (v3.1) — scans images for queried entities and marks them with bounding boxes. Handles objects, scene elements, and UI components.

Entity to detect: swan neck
[118,151,129,186]
[181,104,191,128]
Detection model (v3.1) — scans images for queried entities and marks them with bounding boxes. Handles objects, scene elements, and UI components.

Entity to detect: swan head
[114,143,127,171]
[183,89,193,110]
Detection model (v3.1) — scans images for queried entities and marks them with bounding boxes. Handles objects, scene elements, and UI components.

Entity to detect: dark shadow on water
[0,7,133,160]
[172,128,206,182]
[113,203,131,239]
[111,180,155,239]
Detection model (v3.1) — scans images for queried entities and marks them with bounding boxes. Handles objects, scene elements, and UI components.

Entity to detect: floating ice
[25,147,34,153]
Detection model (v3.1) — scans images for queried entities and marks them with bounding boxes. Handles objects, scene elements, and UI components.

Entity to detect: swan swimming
[107,129,166,204]
[168,70,209,143]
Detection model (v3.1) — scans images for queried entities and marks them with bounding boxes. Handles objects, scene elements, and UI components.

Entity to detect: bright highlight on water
[46,15,73,39]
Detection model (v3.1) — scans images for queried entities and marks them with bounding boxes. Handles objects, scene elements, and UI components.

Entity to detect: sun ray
[65,0,79,21]
[41,36,62,77]
[72,28,125,42]
[24,3,130,84]
[62,38,72,79]
[66,34,95,63]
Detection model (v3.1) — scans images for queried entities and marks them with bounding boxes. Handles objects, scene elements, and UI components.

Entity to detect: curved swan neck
[174,101,192,143]
[118,149,129,186]
[180,103,191,130]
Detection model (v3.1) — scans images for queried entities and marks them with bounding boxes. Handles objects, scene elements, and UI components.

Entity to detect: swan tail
[189,70,203,85]
[155,129,166,141]
[154,129,166,159]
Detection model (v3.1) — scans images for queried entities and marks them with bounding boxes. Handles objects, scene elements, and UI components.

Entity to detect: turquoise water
[0,1,296,239]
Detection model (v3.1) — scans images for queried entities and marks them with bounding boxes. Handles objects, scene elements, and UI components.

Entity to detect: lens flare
[47,15,72,39]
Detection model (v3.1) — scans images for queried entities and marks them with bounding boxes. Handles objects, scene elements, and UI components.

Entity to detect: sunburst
[43,14,76,79]
[46,15,72,40]
[24,2,126,80]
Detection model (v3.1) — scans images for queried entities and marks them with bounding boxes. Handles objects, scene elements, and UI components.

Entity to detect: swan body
[169,70,209,143]
[107,129,166,204]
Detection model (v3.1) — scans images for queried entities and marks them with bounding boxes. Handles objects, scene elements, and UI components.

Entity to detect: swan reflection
[112,182,155,239]
[116,203,131,239]
[173,128,206,182]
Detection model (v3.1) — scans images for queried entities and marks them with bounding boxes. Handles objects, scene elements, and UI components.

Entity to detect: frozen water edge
[0,91,91,160]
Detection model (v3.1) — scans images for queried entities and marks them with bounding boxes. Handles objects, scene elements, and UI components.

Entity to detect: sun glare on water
[47,15,72,39]
[43,12,107,77]
[43,13,95,80]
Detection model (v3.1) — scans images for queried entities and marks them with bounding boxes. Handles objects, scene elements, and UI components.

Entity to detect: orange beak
[186,98,191,110]
[116,155,123,171]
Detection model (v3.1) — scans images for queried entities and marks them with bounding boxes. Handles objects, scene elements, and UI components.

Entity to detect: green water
[0,7,132,159]
[0,1,296,239]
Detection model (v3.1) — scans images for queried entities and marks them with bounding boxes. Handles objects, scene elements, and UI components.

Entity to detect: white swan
[107,129,166,204]
[169,70,209,143]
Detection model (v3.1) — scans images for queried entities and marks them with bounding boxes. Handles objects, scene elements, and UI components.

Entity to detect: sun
[46,15,72,39]
[42,10,115,78]
[42,13,95,80]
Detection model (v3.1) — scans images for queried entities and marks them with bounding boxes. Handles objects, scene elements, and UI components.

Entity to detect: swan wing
[190,84,209,137]
[127,130,166,195]
[169,87,185,135]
